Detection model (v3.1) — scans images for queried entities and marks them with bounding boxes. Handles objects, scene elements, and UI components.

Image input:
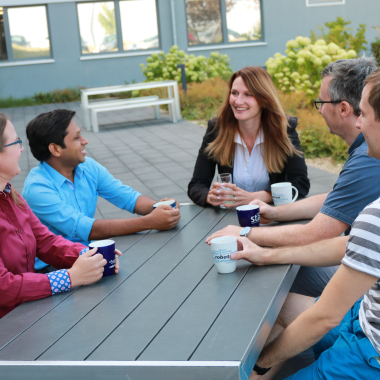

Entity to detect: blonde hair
[0,113,24,207]
[205,67,301,172]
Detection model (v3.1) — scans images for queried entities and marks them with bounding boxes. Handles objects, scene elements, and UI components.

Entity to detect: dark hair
[364,68,380,121]
[26,109,76,161]
[322,57,378,116]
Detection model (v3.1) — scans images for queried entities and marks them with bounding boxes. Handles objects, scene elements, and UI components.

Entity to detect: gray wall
[1,0,379,99]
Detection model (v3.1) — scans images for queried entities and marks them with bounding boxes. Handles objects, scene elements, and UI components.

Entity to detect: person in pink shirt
[0,112,121,318]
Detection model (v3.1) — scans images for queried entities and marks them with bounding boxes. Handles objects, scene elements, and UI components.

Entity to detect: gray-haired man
[207,57,380,297]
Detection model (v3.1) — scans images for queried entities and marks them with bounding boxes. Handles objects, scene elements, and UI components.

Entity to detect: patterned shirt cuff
[80,247,89,256]
[47,269,71,295]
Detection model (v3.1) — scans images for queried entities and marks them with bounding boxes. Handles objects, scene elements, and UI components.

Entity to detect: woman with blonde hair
[0,113,120,318]
[188,66,310,207]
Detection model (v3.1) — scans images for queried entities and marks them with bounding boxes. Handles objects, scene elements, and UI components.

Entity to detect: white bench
[81,80,182,132]
[90,96,177,133]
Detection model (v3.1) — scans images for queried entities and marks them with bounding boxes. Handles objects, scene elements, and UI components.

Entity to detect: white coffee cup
[210,236,237,274]
[271,182,298,206]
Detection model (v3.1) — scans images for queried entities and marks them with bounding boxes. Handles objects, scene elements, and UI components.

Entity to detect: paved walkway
[1,102,338,220]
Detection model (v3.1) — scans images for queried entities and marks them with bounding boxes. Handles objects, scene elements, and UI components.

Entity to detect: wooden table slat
[87,209,239,361]
[0,206,204,360]
[36,207,228,361]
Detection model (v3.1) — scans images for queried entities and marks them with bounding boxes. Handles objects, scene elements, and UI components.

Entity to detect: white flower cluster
[266,36,357,97]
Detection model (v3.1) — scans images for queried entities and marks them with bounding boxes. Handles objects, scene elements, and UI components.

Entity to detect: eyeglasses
[1,137,23,150]
[314,98,344,110]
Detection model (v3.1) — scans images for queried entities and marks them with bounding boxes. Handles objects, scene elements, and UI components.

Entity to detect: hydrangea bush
[266,36,357,99]
[139,45,233,85]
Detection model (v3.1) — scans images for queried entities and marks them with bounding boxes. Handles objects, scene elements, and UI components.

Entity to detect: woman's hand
[114,249,122,274]
[214,184,272,208]
[205,182,224,206]
[68,247,106,287]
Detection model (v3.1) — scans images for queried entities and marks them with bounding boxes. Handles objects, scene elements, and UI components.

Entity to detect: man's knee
[277,293,316,328]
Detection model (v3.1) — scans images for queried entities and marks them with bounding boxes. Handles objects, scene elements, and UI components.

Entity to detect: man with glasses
[207,57,380,297]
[22,109,181,272]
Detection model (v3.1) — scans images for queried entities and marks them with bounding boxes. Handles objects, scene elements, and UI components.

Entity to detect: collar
[234,129,264,149]
[348,133,365,155]
[2,183,11,193]
[41,161,84,187]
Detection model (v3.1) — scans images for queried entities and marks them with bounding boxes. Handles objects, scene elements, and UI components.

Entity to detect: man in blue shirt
[22,109,180,271]
[207,57,380,297]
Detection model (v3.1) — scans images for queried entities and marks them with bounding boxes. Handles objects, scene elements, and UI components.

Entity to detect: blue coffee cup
[236,205,260,227]
[153,199,176,209]
[89,239,116,277]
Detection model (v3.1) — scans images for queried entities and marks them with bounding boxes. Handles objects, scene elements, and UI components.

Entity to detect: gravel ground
[306,157,343,175]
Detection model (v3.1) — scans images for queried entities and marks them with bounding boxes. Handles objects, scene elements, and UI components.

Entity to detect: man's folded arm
[249,212,349,247]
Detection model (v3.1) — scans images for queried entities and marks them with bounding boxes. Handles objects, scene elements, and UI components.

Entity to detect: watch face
[240,227,251,236]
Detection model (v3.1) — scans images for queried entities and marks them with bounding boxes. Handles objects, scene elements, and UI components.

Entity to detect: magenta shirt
[0,188,86,318]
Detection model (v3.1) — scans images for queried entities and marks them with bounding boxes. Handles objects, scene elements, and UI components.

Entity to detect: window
[185,0,262,47]
[0,5,51,61]
[77,2,117,54]
[306,0,345,6]
[77,0,159,56]
[119,0,159,51]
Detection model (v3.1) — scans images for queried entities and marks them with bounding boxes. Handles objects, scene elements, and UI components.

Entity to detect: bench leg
[154,105,160,119]
[91,110,99,133]
[169,104,177,123]
[81,93,91,131]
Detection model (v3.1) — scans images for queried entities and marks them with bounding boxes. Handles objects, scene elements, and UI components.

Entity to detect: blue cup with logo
[153,199,176,209]
[89,239,116,277]
[236,205,260,227]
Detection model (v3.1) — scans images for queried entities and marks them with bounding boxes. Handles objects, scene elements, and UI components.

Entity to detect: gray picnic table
[0,204,301,380]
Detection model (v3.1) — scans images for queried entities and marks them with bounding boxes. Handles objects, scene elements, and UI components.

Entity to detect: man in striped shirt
[244,69,380,379]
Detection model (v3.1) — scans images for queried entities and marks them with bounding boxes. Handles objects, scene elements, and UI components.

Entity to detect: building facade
[1,0,379,99]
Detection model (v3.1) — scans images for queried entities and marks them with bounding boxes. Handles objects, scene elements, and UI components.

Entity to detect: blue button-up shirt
[321,133,380,230]
[23,158,141,269]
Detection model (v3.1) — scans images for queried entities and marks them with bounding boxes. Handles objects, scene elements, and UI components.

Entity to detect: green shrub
[371,41,380,64]
[310,17,367,53]
[33,87,81,103]
[266,36,357,99]
[139,45,233,84]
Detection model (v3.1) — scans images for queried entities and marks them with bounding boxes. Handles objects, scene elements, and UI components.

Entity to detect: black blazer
[188,117,310,207]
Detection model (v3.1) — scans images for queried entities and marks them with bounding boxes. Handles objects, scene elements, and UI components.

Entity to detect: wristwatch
[253,363,272,376]
[240,227,252,237]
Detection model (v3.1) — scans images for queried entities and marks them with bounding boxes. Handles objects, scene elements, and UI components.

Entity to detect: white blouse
[233,130,271,192]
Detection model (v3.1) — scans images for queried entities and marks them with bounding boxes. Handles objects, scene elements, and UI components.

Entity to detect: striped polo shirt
[342,197,380,355]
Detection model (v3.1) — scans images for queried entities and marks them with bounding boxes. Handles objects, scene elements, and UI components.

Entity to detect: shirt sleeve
[91,159,142,213]
[0,258,52,310]
[25,203,86,269]
[321,151,380,226]
[47,269,71,294]
[22,178,95,242]
[342,201,380,278]
[285,120,310,199]
[187,120,219,206]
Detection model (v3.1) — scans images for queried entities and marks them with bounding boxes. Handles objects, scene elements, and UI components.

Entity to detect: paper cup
[210,236,237,274]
